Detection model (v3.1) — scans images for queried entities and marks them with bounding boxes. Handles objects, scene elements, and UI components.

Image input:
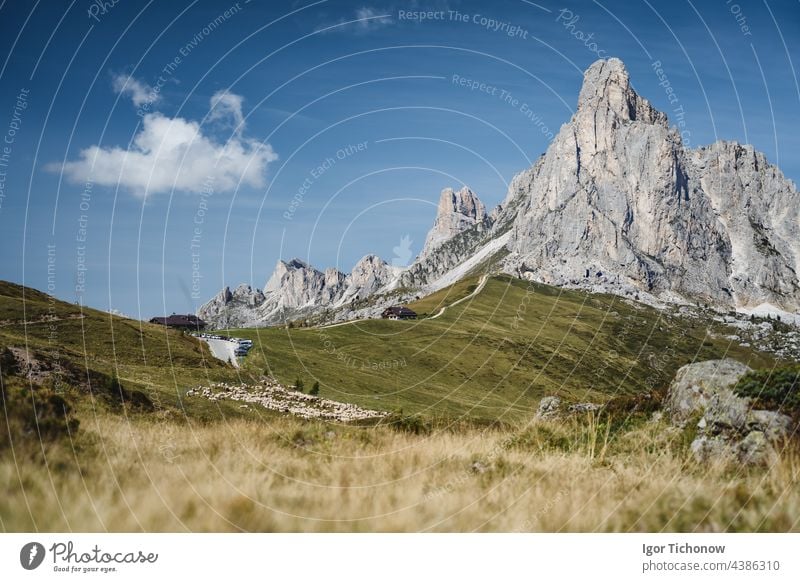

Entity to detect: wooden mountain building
[381,306,417,320]
[149,314,207,331]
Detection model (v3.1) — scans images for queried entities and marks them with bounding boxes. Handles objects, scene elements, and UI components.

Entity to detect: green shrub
[734,366,800,413]
[293,378,304,392]
[383,411,431,435]
[309,381,320,396]
[0,347,19,376]
[602,389,665,431]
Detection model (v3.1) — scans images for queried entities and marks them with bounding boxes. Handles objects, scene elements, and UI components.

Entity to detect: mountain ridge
[199,57,800,329]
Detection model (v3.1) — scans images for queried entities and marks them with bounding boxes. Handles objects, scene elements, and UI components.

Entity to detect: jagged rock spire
[577,58,666,125]
[418,186,491,261]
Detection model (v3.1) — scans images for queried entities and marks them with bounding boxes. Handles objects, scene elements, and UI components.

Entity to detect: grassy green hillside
[229,275,778,422]
[2,278,798,533]
[0,281,243,419]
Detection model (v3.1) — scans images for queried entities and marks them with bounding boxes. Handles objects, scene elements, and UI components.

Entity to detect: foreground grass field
[3,413,798,532]
[229,276,778,421]
[1,278,797,532]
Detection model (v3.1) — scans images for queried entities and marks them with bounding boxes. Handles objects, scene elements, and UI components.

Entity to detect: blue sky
[1,0,799,318]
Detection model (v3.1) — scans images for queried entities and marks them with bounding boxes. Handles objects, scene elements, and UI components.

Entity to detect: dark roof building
[381,306,417,320]
[149,314,207,330]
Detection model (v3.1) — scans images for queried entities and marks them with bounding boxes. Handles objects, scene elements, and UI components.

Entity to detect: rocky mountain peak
[440,186,487,220]
[232,284,264,306]
[285,258,311,269]
[418,186,491,261]
[577,57,666,127]
[507,57,800,311]
[264,258,317,293]
[199,57,800,328]
[352,254,387,271]
[324,267,346,289]
[343,254,395,301]
[214,286,233,303]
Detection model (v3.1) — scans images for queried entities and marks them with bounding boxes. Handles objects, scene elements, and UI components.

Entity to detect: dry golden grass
[2,412,799,532]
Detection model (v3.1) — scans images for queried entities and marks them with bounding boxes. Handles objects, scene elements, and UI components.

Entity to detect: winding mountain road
[427,274,488,320]
[315,273,489,329]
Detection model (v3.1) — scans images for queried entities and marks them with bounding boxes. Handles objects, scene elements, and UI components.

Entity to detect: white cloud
[316,6,393,33]
[50,93,277,196]
[209,90,245,134]
[112,73,159,108]
[354,7,393,31]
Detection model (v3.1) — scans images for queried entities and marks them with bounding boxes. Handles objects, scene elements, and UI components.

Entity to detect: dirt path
[427,274,489,320]
[316,318,362,330]
[314,274,489,329]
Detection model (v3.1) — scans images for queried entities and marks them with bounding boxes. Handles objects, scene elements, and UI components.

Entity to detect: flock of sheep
[186,380,389,422]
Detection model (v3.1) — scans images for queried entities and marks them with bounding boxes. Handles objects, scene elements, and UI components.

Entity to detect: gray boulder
[747,409,792,441]
[664,359,752,426]
[736,431,773,465]
[665,359,791,465]
[535,397,603,420]
[535,396,561,420]
[704,390,752,434]
[690,435,734,464]
[690,432,774,466]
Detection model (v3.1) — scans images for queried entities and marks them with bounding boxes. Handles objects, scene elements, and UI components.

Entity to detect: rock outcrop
[418,187,491,262]
[691,141,800,309]
[535,396,562,420]
[503,57,800,310]
[198,255,400,327]
[200,57,800,327]
[665,359,791,465]
[264,259,344,307]
[197,284,266,329]
[342,254,396,302]
[535,395,601,420]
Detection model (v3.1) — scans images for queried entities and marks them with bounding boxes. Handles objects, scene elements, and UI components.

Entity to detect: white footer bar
[1,533,798,580]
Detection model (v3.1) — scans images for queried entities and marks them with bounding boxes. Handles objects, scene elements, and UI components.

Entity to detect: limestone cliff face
[263,259,342,307]
[198,255,398,327]
[418,187,491,262]
[504,58,799,310]
[690,141,800,308]
[197,284,266,329]
[200,57,800,327]
[342,255,396,302]
[400,186,496,289]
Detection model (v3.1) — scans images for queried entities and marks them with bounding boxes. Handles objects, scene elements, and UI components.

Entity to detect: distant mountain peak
[577,57,667,127]
[199,58,800,328]
[507,57,800,310]
[418,186,491,262]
